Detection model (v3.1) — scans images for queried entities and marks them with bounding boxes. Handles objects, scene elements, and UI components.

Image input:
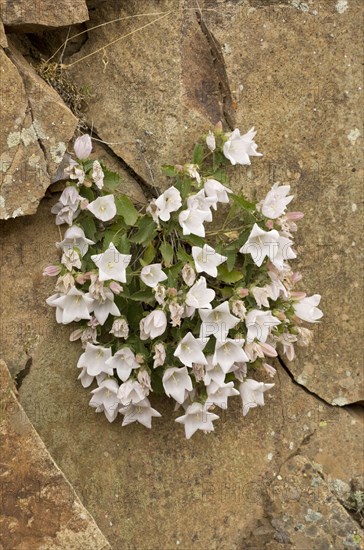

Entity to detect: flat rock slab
[244,454,364,549]
[203,0,363,405]
[0,0,89,30]
[0,359,110,550]
[0,43,78,219]
[0,194,363,547]
[65,0,235,189]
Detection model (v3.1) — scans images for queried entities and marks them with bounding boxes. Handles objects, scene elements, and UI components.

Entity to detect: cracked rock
[0,41,77,219]
[0,0,89,30]
[0,359,110,549]
[64,0,234,190]
[205,0,364,406]
[265,456,364,549]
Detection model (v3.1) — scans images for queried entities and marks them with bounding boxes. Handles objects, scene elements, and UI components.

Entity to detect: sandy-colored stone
[0,44,78,219]
[64,0,234,189]
[0,0,89,30]
[203,0,364,405]
[91,141,147,205]
[2,195,361,547]
[243,455,364,549]
[0,197,63,376]
[0,15,7,47]
[0,2,363,548]
[0,359,110,550]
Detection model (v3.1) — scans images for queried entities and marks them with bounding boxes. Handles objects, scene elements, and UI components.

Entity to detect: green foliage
[102,166,122,192]
[129,289,155,304]
[192,143,203,165]
[217,264,244,284]
[160,241,174,267]
[231,193,256,212]
[130,217,157,244]
[115,195,139,226]
[162,164,178,177]
[141,242,157,266]
[79,216,97,241]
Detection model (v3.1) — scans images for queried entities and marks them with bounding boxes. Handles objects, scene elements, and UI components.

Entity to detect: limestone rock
[0,190,361,547]
[264,455,363,549]
[0,359,110,550]
[0,43,78,219]
[0,0,89,30]
[203,0,364,405]
[64,0,235,190]
[91,141,147,205]
[0,15,7,47]
[0,198,61,376]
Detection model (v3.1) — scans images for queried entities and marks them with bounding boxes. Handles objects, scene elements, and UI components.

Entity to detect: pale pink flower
[43,265,61,277]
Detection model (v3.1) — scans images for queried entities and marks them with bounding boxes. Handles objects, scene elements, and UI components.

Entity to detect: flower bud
[69,329,83,341]
[286,211,304,220]
[273,310,286,321]
[263,363,277,378]
[75,271,92,285]
[43,265,61,277]
[206,131,216,152]
[291,272,302,284]
[74,134,92,160]
[290,291,306,300]
[80,198,89,210]
[259,342,278,357]
[182,264,196,287]
[236,287,249,298]
[109,281,123,295]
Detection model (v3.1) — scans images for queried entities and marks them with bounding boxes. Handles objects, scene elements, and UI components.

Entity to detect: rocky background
[0,1,363,549]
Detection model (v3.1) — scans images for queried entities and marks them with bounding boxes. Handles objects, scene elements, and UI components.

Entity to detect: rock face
[0,360,110,550]
[1,201,362,547]
[244,455,364,549]
[203,0,363,405]
[0,0,89,30]
[0,1,363,549]
[64,0,235,189]
[0,42,78,219]
[0,198,60,376]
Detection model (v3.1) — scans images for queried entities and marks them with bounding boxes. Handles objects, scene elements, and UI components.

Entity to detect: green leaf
[82,159,94,173]
[226,251,237,272]
[79,216,97,241]
[217,264,244,283]
[220,286,234,299]
[102,166,122,192]
[140,242,156,266]
[162,164,177,177]
[115,195,139,226]
[103,229,119,249]
[160,241,174,267]
[177,249,192,263]
[118,233,131,254]
[192,143,203,165]
[167,261,182,287]
[80,186,95,202]
[211,169,229,184]
[130,217,157,244]
[231,193,256,212]
[183,234,205,247]
[129,289,155,304]
[124,301,143,330]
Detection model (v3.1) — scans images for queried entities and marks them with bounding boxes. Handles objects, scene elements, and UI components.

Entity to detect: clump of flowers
[45,124,323,438]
